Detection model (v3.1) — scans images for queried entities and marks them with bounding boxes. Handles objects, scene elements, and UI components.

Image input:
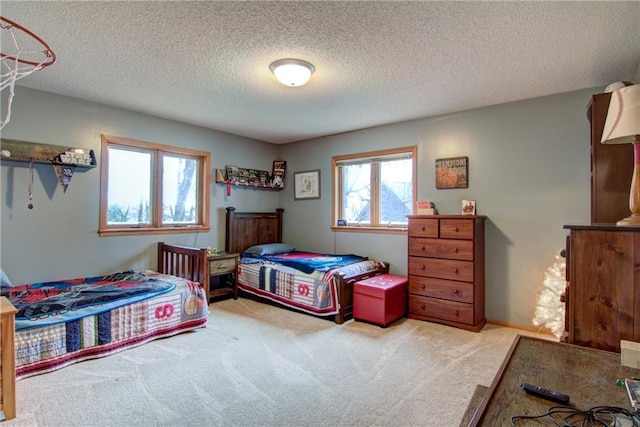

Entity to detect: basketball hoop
[1,16,56,130]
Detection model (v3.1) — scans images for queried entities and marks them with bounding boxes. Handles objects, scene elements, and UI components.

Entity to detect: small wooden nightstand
[206,253,239,301]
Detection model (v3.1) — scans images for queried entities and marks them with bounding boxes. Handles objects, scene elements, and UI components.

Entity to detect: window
[99,134,210,236]
[332,146,416,233]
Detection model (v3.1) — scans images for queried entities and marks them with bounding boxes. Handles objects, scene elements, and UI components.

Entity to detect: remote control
[520,383,570,405]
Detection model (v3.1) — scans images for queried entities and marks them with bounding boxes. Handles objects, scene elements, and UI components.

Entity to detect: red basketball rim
[1,15,56,68]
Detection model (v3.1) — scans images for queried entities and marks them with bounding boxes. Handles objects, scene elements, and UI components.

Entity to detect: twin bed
[1,243,209,380]
[2,207,388,382]
[225,207,389,324]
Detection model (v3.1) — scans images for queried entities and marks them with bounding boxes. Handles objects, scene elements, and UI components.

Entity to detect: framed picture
[462,199,476,215]
[294,169,321,200]
[435,156,468,189]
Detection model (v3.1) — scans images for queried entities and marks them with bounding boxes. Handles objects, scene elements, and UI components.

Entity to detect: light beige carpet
[4,298,551,427]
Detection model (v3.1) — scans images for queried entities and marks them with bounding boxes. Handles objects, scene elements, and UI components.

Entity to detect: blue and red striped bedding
[238,251,384,316]
[4,271,207,380]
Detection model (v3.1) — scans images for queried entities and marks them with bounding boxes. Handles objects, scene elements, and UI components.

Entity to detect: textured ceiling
[1,1,639,144]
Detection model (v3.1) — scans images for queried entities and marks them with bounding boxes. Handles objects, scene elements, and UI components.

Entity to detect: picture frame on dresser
[462,200,476,215]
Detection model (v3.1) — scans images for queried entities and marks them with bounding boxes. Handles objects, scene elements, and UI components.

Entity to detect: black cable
[510,405,640,426]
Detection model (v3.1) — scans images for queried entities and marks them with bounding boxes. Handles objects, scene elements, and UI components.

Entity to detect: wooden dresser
[563,224,640,352]
[407,215,486,332]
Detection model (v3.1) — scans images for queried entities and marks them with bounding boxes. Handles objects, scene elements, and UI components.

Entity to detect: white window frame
[99,134,210,236]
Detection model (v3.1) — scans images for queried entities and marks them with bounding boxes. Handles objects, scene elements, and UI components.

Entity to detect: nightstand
[206,253,239,301]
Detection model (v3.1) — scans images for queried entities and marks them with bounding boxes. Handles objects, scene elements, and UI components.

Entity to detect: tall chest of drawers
[407,215,486,332]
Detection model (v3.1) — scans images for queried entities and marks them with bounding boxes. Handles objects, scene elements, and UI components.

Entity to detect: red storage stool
[353,274,407,327]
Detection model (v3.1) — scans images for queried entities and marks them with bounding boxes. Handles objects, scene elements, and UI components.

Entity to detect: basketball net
[1,16,56,130]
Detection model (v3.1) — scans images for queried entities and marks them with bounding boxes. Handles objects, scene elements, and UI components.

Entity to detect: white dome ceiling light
[269,58,315,87]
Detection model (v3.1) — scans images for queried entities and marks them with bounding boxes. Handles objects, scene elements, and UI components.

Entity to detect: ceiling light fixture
[269,58,315,87]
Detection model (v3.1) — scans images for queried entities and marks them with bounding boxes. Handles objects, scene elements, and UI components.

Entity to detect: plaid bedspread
[12,271,207,380]
[3,270,176,330]
[241,251,369,274]
[238,259,383,315]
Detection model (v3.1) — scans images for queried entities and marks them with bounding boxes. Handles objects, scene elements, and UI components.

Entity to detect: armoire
[562,90,638,353]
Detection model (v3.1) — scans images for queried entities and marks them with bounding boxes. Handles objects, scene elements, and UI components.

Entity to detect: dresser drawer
[408,257,474,282]
[440,219,474,240]
[209,257,237,275]
[409,295,474,324]
[409,276,474,304]
[408,237,474,261]
[408,218,438,238]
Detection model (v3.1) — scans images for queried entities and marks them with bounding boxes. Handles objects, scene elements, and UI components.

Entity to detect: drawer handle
[453,289,460,295]
[453,268,459,274]
[420,265,426,270]
[453,310,459,316]
[217,264,229,269]
[420,304,426,310]
[455,227,459,232]
[420,284,425,290]
[454,248,459,253]
[421,226,426,231]
[421,245,426,251]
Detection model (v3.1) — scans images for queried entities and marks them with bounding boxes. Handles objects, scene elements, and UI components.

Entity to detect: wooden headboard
[225,207,284,255]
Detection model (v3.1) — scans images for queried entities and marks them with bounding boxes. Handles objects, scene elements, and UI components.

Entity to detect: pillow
[244,243,295,256]
[0,268,14,288]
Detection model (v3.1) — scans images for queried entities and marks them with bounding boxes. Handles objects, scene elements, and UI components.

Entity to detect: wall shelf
[214,168,283,191]
[0,138,97,169]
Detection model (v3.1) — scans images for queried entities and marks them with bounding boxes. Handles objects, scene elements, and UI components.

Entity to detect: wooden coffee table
[462,335,640,426]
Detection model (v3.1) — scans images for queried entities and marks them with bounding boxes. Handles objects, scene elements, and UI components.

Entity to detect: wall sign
[435,156,468,189]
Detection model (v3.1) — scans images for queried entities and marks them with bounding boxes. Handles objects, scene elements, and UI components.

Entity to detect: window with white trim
[99,134,210,236]
[332,146,416,232]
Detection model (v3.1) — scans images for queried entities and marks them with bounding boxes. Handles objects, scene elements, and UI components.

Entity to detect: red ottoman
[353,274,407,327]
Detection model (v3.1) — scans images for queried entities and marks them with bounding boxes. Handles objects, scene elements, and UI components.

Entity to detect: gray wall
[279,88,596,327]
[0,87,280,284]
[1,85,600,328]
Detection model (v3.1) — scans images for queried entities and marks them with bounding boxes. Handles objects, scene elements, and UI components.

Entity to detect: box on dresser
[407,214,486,332]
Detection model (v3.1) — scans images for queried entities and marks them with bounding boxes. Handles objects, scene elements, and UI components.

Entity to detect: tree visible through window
[99,135,210,236]
[332,146,416,231]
